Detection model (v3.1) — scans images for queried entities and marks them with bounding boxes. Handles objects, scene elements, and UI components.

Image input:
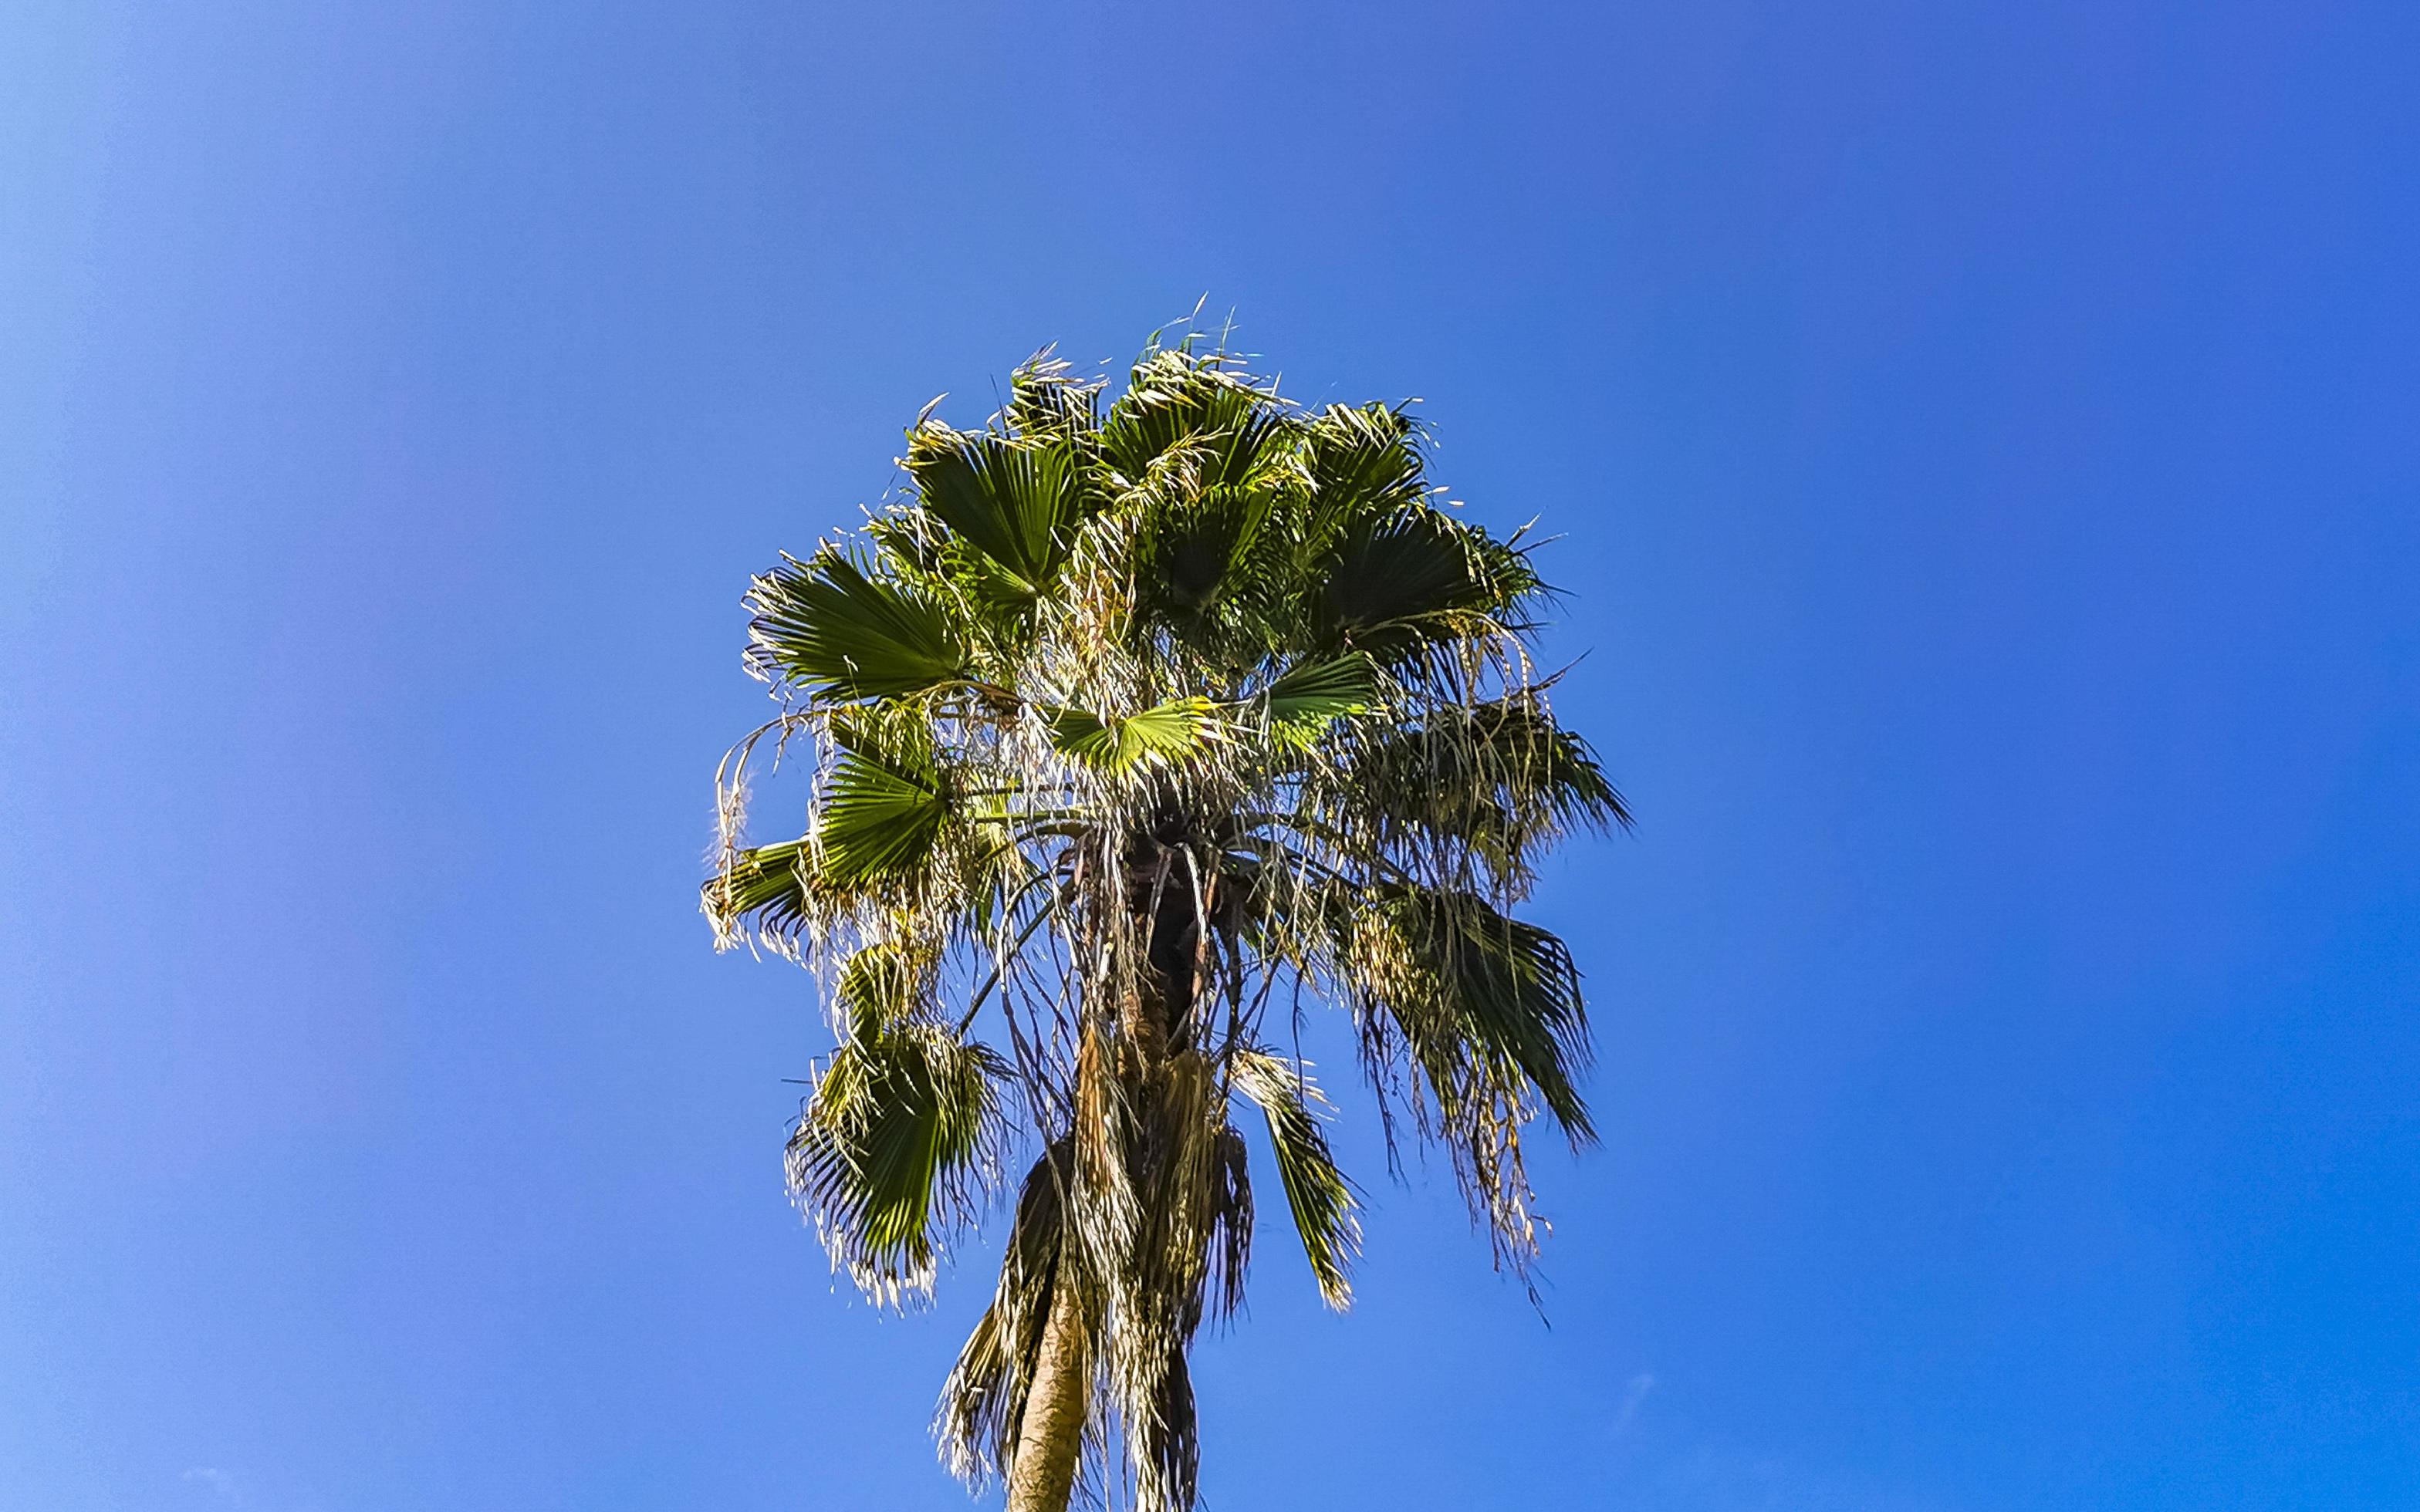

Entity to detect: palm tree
[704,329,1627,1512]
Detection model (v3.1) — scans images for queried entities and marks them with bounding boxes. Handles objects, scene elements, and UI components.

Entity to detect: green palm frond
[812,724,953,893]
[1259,652,1380,751]
[701,837,812,953]
[906,428,1090,600]
[1232,1051,1360,1309]
[1133,484,1276,646]
[1097,348,1275,484]
[1450,694,1629,834]
[833,940,924,1037]
[745,548,973,700]
[1313,508,1533,657]
[1302,402,1425,512]
[1355,883,1594,1145]
[1046,697,1224,775]
[1002,350,1104,440]
[1343,690,1629,887]
[788,977,1006,1304]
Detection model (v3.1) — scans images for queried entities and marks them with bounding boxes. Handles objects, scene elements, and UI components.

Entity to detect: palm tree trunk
[1006,1271,1090,1512]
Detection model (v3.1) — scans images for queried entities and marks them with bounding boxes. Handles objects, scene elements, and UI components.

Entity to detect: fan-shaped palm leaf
[787,970,1006,1304]
[745,548,973,700]
[1046,697,1223,775]
[907,428,1090,599]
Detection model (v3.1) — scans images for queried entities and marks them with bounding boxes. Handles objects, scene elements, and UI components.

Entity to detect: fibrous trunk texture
[1006,1271,1091,1512]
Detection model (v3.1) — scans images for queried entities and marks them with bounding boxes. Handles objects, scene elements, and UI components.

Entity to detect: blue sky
[5,2,2416,1508]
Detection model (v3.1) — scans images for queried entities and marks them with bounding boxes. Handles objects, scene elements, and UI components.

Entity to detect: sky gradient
[5,2,2417,1508]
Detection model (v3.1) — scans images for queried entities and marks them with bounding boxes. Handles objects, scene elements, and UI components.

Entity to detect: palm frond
[1002,349,1104,440]
[1360,883,1594,1143]
[812,714,954,893]
[744,548,973,700]
[1302,402,1426,518]
[906,428,1089,599]
[1328,881,1596,1274]
[701,837,813,954]
[788,989,1006,1305]
[1232,1050,1360,1308]
[1132,484,1278,650]
[1046,697,1223,775]
[1344,690,1629,888]
[1259,652,1380,751]
[1312,508,1533,657]
[1207,1123,1253,1324]
[1098,349,1275,484]
[1138,1352,1199,1512]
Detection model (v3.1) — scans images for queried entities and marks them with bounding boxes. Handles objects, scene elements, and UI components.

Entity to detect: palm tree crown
[705,330,1626,1512]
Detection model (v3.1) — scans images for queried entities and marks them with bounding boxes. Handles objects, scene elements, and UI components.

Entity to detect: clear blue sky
[5,2,2415,1508]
